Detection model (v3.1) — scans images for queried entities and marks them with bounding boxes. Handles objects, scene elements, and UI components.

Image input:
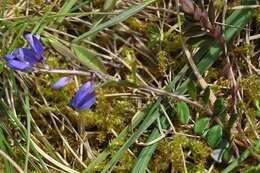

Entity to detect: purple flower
[4,33,44,72]
[4,48,38,71]
[24,33,44,62]
[52,77,72,90]
[70,81,96,111]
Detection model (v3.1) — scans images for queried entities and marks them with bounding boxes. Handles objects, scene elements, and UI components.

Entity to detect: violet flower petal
[77,92,96,111]
[52,77,72,90]
[71,81,94,107]
[4,54,15,61]
[7,60,31,71]
[24,33,44,61]
[70,81,96,111]
[13,48,38,64]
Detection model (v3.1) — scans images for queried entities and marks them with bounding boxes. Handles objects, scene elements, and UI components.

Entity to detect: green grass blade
[56,0,77,23]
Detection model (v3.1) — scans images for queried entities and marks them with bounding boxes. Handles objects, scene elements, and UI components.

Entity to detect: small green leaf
[214,97,227,122]
[214,98,225,115]
[72,45,107,73]
[194,117,210,135]
[176,102,190,124]
[206,125,222,148]
[222,148,232,163]
[202,86,211,105]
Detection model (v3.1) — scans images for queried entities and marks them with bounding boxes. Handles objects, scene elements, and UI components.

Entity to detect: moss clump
[240,75,260,100]
[126,17,148,33]
[149,135,211,172]
[163,32,182,53]
[157,50,169,75]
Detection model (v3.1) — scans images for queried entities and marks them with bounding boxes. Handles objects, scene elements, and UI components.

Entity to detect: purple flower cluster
[4,34,44,72]
[4,33,96,112]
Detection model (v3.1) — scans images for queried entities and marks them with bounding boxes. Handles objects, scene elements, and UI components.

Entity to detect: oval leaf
[194,117,210,135]
[222,148,232,163]
[214,97,225,115]
[176,102,190,124]
[72,45,107,73]
[214,97,227,122]
[206,125,222,148]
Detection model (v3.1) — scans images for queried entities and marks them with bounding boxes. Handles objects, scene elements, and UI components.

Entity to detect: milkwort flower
[24,33,44,62]
[52,77,72,90]
[4,34,44,71]
[70,81,96,111]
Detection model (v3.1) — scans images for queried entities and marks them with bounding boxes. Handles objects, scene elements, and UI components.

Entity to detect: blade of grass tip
[82,103,159,173]
[72,0,156,43]
[56,0,77,23]
[131,2,256,172]
[221,139,260,173]
[100,106,161,173]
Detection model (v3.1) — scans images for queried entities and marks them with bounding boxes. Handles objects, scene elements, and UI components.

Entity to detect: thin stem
[36,68,91,76]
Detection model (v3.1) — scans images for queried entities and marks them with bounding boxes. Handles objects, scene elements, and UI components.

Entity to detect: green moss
[157,51,169,75]
[126,17,148,33]
[163,32,182,53]
[149,135,211,172]
[240,75,260,100]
